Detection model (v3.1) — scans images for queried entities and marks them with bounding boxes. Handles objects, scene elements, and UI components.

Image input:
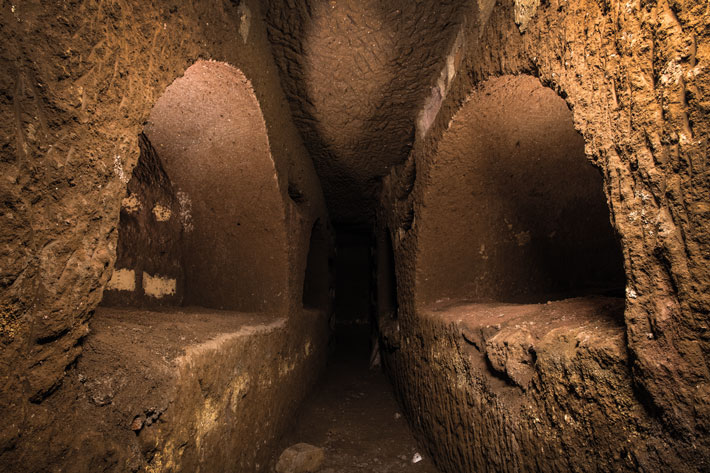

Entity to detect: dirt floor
[272,324,441,473]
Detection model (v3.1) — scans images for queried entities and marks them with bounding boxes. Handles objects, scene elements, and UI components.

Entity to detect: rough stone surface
[265,0,469,224]
[1,0,708,471]
[380,297,694,472]
[377,0,710,471]
[0,307,329,473]
[276,443,325,473]
[0,0,331,469]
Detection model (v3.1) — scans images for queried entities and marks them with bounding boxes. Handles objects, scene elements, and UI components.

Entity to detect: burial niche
[103,60,289,312]
[416,74,625,307]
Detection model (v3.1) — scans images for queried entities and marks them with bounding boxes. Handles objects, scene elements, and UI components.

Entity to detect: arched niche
[302,220,332,311]
[135,60,289,312]
[375,228,399,320]
[416,74,625,307]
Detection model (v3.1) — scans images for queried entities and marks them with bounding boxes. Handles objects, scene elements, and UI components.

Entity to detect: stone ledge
[4,307,329,473]
[422,296,626,391]
[382,296,694,472]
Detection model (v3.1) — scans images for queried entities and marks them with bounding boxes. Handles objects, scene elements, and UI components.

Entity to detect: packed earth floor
[271,324,440,473]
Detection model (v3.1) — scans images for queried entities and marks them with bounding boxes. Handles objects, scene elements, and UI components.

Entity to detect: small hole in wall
[288,182,306,203]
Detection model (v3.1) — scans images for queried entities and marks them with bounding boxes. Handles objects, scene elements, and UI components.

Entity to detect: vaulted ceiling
[265,0,469,225]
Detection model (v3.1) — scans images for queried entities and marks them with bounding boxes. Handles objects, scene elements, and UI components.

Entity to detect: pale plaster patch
[229,374,251,412]
[195,397,219,452]
[107,268,136,291]
[152,203,172,222]
[142,272,176,298]
[121,194,141,214]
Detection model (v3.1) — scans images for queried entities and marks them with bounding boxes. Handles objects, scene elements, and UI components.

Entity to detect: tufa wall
[0,1,332,471]
[378,0,709,471]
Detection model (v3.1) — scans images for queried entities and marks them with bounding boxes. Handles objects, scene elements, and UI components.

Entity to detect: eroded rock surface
[377,0,710,471]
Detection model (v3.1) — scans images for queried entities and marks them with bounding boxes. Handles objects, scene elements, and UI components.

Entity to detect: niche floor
[271,324,441,473]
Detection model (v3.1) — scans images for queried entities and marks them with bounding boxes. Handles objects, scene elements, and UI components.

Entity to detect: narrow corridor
[271,324,440,473]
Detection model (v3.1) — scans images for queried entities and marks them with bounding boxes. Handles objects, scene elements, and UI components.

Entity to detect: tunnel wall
[378,0,710,471]
[0,1,332,470]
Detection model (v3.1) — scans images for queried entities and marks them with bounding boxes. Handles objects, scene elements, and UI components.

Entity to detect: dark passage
[271,228,439,472]
[271,325,439,473]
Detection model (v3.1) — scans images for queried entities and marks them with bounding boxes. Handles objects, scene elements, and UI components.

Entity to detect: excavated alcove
[417,74,626,308]
[135,60,288,312]
[377,54,710,469]
[375,228,399,321]
[302,220,333,311]
[103,60,294,314]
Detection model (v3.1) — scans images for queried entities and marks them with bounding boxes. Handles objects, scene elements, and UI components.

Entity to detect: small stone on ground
[276,443,325,473]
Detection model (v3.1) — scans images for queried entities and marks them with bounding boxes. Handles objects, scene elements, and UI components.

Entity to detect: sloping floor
[271,324,441,473]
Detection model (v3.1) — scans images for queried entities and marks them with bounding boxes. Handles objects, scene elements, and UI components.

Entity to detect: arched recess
[302,219,332,311]
[105,60,289,313]
[416,74,625,308]
[375,228,399,320]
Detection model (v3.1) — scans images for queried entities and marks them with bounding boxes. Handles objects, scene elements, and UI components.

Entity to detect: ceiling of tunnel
[265,0,470,225]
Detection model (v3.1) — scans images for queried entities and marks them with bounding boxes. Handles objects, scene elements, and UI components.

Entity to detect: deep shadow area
[272,324,440,473]
[333,227,373,326]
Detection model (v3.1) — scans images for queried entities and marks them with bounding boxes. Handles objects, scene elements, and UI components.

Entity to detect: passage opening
[333,226,373,327]
[417,74,626,307]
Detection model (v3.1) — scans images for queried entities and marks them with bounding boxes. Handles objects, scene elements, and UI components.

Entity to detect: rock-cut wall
[377,0,710,471]
[0,0,330,467]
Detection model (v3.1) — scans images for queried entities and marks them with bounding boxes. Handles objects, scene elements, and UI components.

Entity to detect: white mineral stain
[238,3,251,42]
[176,191,194,232]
